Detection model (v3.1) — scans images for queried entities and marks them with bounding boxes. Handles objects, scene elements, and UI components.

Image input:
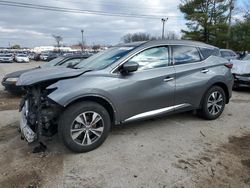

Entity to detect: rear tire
[58,101,111,153]
[198,86,226,120]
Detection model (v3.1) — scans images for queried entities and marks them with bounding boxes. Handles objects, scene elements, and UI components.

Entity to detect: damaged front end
[16,66,88,145]
[19,84,62,144]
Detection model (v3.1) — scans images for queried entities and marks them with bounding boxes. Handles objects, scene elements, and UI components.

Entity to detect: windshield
[75,47,135,70]
[243,54,250,61]
[40,56,64,67]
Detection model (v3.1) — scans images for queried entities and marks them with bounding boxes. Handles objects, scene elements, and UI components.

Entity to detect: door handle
[164,77,174,82]
[201,69,209,73]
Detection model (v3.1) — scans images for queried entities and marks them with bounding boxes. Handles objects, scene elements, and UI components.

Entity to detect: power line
[53,0,171,12]
[0,0,167,19]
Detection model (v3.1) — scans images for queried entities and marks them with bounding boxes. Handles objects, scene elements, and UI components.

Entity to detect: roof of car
[116,40,217,49]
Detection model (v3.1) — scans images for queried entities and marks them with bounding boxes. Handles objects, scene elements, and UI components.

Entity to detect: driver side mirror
[120,61,139,74]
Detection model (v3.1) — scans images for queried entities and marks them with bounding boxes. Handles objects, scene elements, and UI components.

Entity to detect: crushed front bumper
[20,101,36,143]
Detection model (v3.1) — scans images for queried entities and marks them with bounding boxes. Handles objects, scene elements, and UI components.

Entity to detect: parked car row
[2,54,91,94]
[0,53,29,63]
[32,51,93,62]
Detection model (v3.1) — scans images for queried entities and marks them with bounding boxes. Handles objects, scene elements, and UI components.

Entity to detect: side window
[172,46,201,65]
[128,46,169,71]
[61,58,81,67]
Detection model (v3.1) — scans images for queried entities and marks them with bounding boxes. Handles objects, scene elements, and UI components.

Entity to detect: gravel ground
[0,62,250,188]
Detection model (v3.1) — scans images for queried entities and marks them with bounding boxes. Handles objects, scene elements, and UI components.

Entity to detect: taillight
[224,63,233,69]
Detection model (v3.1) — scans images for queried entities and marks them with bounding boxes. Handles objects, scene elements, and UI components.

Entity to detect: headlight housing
[6,77,19,82]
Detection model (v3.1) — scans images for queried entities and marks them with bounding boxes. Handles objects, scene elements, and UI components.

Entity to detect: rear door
[172,45,213,108]
[114,46,176,121]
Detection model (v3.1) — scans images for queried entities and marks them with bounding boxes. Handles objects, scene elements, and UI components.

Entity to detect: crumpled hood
[231,60,250,75]
[16,67,88,86]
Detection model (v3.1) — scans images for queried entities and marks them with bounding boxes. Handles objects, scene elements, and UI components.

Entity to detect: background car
[2,54,91,94]
[15,54,29,63]
[46,52,62,62]
[0,53,14,63]
[220,49,239,60]
[231,59,250,89]
[40,52,50,61]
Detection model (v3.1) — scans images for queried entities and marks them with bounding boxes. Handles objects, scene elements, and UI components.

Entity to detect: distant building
[32,46,73,53]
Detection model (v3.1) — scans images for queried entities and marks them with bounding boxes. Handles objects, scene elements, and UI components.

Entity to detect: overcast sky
[0,0,246,47]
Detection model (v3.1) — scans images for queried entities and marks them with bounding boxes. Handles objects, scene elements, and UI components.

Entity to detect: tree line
[180,0,250,51]
[122,0,249,52]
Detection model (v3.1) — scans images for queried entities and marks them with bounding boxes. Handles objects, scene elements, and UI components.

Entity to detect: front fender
[47,76,120,122]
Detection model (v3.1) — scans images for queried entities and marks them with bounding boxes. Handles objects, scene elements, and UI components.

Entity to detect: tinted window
[172,46,201,65]
[200,48,220,59]
[128,46,169,71]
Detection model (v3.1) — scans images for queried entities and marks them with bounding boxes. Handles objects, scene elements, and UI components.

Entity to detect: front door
[114,46,176,121]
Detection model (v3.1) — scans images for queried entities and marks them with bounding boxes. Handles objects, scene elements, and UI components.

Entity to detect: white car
[0,53,14,63]
[15,54,29,63]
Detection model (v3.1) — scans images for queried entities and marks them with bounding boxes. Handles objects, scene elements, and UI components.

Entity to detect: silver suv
[17,40,234,152]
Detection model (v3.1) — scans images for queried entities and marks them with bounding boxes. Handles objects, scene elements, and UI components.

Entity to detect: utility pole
[161,18,168,39]
[81,29,84,52]
[226,0,234,49]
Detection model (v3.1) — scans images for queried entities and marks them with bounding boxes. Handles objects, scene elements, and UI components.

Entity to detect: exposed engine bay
[19,82,62,144]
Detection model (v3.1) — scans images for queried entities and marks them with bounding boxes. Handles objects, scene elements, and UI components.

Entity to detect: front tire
[59,101,111,153]
[198,86,226,120]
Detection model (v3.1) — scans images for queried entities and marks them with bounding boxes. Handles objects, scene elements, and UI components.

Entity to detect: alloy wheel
[207,91,224,115]
[70,111,104,146]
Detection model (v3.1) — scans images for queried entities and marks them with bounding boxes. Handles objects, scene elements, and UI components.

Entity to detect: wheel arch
[200,82,230,108]
[65,95,118,125]
[211,82,230,104]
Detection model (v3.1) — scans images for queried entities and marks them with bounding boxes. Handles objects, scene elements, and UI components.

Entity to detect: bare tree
[92,44,101,51]
[165,31,180,40]
[122,31,179,43]
[122,33,151,43]
[52,35,63,50]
